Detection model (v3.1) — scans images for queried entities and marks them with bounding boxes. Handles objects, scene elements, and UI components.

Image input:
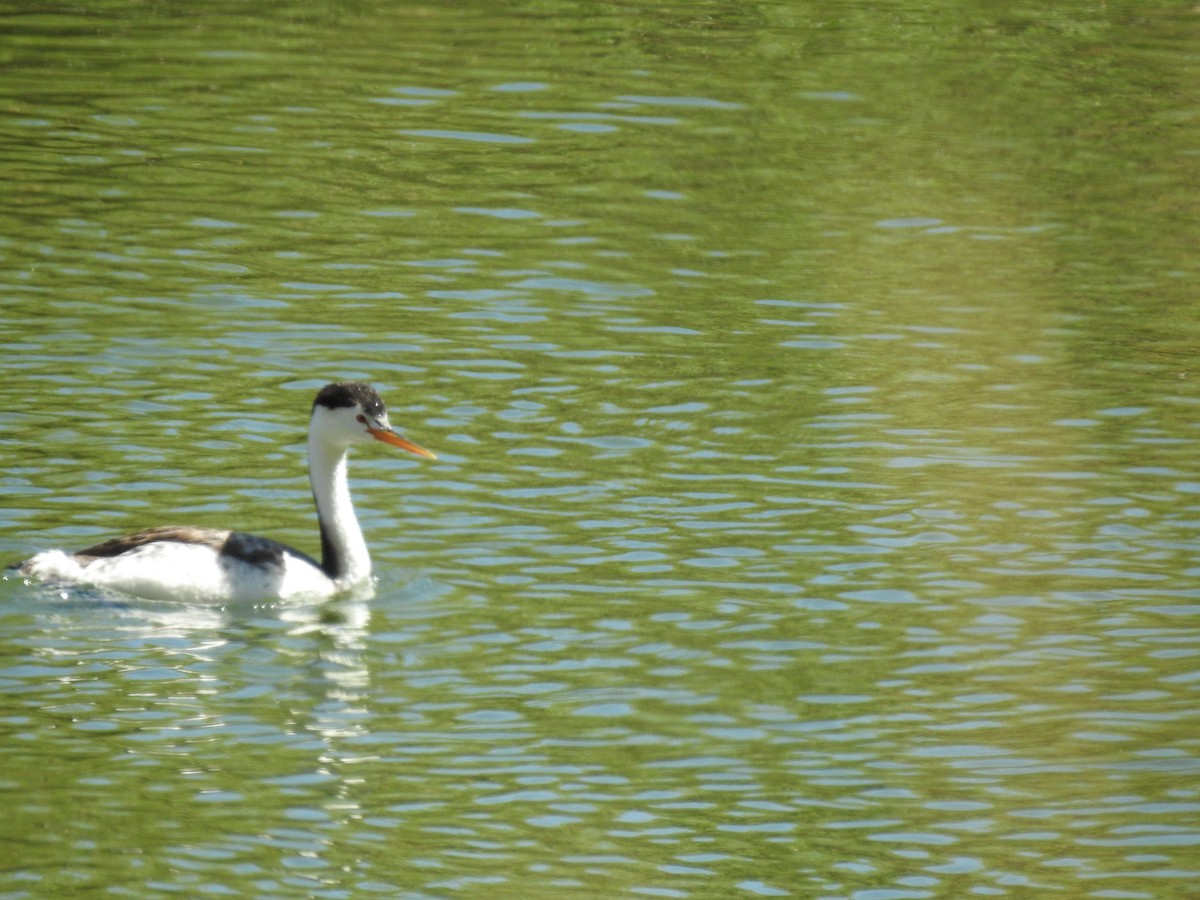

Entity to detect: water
[2,2,1199,897]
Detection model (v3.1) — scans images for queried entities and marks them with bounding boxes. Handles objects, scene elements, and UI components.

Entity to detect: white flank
[24,543,336,604]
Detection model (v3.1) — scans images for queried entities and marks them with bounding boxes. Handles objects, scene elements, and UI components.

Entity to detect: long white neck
[308,433,371,585]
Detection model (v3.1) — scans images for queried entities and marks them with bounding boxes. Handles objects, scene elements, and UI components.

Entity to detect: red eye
[356,414,366,424]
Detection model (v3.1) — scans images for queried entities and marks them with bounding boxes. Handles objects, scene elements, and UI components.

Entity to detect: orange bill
[368,427,437,459]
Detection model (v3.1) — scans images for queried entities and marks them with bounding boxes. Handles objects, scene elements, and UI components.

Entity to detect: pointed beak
[367,426,437,459]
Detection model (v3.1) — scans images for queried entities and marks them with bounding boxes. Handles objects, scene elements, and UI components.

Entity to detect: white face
[312,402,380,446]
[352,403,394,440]
[311,398,435,459]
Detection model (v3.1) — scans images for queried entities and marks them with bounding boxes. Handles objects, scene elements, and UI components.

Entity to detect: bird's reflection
[14,575,376,708]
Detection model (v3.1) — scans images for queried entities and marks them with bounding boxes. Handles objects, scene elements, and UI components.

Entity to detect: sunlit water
[2,2,1199,898]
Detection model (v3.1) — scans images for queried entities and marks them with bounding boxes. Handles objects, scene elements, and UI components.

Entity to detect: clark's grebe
[14,381,435,603]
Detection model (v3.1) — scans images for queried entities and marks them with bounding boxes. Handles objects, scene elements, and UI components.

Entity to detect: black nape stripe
[317,519,343,579]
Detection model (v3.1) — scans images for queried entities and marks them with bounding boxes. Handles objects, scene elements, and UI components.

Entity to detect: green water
[2,2,1198,897]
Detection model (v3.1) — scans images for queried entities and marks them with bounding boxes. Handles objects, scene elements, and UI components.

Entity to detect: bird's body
[20,527,327,604]
[14,382,435,603]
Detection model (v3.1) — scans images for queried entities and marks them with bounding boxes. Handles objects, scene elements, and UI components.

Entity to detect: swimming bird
[14,381,435,603]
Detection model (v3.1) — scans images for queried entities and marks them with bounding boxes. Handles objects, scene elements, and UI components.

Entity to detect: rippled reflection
[2,1,1199,897]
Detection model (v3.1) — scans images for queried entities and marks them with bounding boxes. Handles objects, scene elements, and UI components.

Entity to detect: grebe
[14,382,435,603]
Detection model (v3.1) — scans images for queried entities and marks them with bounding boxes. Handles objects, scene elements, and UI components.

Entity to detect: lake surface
[2,2,1198,897]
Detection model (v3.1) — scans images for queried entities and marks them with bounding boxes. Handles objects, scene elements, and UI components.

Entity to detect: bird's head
[310,381,436,459]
